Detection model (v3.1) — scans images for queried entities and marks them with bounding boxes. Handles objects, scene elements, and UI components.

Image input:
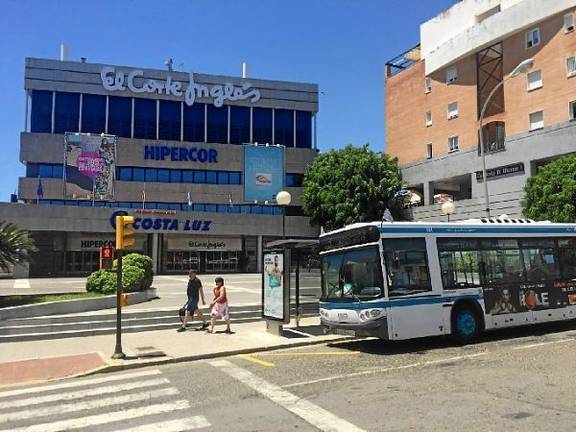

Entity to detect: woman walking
[207,277,232,334]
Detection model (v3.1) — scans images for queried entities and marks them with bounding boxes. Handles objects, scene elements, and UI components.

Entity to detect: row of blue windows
[37,199,286,215]
[26,164,304,187]
[30,91,313,148]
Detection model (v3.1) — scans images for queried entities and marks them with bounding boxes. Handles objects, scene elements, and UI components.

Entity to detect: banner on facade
[243,145,285,203]
[64,133,117,200]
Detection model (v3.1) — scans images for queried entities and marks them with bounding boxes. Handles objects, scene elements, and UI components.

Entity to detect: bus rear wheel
[452,307,481,344]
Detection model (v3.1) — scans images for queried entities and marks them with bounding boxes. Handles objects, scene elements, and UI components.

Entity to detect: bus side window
[437,238,482,289]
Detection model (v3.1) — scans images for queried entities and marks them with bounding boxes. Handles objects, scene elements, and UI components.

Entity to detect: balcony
[478,121,506,155]
[385,45,421,78]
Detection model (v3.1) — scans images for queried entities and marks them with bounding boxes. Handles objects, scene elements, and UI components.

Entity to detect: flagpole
[142,183,146,209]
[92,180,96,207]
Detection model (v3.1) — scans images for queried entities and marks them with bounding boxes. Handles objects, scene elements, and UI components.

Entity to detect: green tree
[522,154,576,223]
[0,222,37,273]
[302,144,403,230]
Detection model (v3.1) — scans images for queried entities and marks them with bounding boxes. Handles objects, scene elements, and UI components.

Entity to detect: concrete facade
[9,57,320,277]
[385,0,576,221]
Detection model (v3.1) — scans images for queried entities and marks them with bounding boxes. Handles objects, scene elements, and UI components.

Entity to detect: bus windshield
[321,246,384,301]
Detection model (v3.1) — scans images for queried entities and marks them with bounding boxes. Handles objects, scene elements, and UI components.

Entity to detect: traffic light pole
[112,249,125,359]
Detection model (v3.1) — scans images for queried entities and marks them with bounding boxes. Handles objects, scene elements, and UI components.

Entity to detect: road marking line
[113,416,211,432]
[283,352,488,389]
[513,338,576,350]
[13,279,31,289]
[0,368,162,399]
[211,359,366,432]
[262,352,361,357]
[238,355,275,367]
[0,378,170,410]
[0,387,180,423]
[0,400,190,432]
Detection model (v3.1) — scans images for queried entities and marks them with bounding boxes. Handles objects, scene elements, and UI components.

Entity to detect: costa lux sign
[110,210,212,232]
[101,67,261,108]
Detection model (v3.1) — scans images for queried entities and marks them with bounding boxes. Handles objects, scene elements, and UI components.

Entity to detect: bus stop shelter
[263,239,319,335]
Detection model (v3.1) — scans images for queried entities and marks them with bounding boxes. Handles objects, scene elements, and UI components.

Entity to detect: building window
[446,66,458,84]
[424,77,432,93]
[525,28,541,49]
[134,98,157,139]
[570,101,576,120]
[425,111,432,127]
[296,111,312,148]
[448,136,459,152]
[207,105,228,143]
[230,106,250,145]
[565,12,574,33]
[567,56,576,77]
[447,102,458,119]
[54,92,80,134]
[527,70,542,91]
[159,100,181,141]
[30,90,53,133]
[426,144,433,159]
[253,107,272,144]
[529,111,544,131]
[81,94,106,134]
[274,109,294,146]
[183,103,205,142]
[108,96,132,138]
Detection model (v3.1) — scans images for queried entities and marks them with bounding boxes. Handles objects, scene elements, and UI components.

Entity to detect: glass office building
[6,57,319,277]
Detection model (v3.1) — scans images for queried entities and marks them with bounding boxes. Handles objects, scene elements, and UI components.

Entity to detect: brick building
[385,0,576,220]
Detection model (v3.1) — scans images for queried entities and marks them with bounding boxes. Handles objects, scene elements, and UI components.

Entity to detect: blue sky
[0,0,455,202]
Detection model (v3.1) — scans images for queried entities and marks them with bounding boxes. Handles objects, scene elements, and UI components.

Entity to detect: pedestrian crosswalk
[0,369,210,431]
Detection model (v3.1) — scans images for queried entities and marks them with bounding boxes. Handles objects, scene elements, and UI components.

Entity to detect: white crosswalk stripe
[114,417,212,432]
[0,370,210,432]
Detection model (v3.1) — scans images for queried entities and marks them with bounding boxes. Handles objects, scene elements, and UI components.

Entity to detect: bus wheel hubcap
[457,313,475,336]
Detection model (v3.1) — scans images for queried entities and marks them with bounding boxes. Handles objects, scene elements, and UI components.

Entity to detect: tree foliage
[0,222,38,273]
[522,154,576,223]
[302,144,403,230]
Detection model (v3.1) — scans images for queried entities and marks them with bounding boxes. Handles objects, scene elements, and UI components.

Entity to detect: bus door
[382,238,446,340]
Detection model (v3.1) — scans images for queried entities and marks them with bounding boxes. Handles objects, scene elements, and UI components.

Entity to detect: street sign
[100,246,114,270]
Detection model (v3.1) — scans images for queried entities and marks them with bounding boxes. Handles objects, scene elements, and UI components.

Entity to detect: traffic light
[115,215,135,250]
[100,246,114,270]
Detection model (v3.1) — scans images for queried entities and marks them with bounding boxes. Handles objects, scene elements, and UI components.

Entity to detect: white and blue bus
[319,218,576,343]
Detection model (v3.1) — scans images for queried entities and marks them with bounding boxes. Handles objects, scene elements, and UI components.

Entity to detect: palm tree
[0,222,37,272]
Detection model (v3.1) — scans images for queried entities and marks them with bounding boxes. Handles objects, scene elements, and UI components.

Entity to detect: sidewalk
[0,317,350,389]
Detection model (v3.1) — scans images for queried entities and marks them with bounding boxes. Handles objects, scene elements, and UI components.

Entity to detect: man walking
[178,270,208,332]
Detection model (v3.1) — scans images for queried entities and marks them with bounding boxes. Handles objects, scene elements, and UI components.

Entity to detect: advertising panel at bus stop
[262,251,289,323]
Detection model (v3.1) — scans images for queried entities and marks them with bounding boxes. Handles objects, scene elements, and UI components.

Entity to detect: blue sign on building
[144,145,218,163]
[243,145,285,202]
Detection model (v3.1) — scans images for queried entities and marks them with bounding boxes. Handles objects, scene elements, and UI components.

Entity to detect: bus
[319,218,576,343]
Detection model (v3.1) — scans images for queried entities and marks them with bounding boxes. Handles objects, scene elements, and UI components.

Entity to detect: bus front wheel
[452,306,481,344]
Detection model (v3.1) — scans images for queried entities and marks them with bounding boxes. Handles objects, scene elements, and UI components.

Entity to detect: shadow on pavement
[326,319,576,356]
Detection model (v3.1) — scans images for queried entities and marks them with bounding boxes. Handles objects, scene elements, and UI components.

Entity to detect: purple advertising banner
[64,133,117,201]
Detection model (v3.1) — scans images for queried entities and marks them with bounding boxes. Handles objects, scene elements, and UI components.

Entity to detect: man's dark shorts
[186,297,199,312]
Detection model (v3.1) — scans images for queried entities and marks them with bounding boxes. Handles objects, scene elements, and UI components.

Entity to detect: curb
[81,334,357,377]
[0,288,157,321]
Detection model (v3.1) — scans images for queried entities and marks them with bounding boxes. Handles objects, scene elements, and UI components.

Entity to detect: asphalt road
[3,320,576,431]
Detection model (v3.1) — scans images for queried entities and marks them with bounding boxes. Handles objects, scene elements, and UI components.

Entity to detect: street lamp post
[276,191,291,239]
[479,58,534,218]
